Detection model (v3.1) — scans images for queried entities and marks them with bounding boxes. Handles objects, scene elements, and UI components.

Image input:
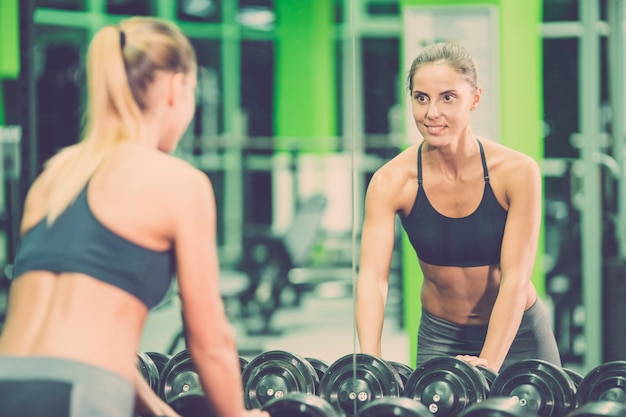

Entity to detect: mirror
[3,0,371,368]
[0,3,411,400]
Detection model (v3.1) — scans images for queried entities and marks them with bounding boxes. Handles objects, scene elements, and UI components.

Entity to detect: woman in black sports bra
[355,42,560,373]
[0,17,268,417]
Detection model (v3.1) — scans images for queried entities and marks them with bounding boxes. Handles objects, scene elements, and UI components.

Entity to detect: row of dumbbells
[136,349,626,417]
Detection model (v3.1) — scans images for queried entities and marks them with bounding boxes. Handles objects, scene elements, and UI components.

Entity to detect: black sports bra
[12,185,176,308]
[400,140,508,267]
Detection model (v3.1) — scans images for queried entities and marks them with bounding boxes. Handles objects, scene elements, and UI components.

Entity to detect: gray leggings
[417,298,562,371]
[0,356,135,417]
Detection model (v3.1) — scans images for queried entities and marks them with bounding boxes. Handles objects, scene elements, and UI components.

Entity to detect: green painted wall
[274,0,337,151]
[0,0,20,124]
[0,0,19,80]
[399,0,544,366]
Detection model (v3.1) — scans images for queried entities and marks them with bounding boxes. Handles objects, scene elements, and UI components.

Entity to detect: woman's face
[410,62,480,145]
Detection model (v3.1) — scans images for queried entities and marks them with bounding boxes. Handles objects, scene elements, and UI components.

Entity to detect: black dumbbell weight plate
[241,350,318,409]
[159,350,203,404]
[359,397,434,417]
[491,359,577,417]
[305,357,330,393]
[563,367,584,388]
[319,353,403,417]
[168,393,215,417]
[477,365,498,396]
[137,350,160,392]
[567,400,626,417]
[146,351,171,379]
[240,356,250,373]
[402,356,489,417]
[457,397,541,417]
[576,361,626,406]
[263,392,340,417]
[389,361,413,393]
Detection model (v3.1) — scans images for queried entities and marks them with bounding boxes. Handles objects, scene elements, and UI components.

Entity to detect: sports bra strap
[417,142,424,185]
[477,139,489,183]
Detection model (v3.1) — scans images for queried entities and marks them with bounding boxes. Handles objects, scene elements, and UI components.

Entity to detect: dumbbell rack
[137,349,626,417]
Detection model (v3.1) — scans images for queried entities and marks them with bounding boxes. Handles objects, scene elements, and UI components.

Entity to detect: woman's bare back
[0,142,195,381]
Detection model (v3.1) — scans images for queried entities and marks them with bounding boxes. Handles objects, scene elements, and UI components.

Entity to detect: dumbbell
[241,350,319,410]
[158,349,214,417]
[389,360,414,393]
[137,350,161,392]
[158,349,257,416]
[478,365,499,395]
[262,392,340,417]
[146,351,172,379]
[457,397,541,417]
[319,353,404,417]
[490,359,578,417]
[564,368,584,389]
[240,356,250,373]
[402,356,490,417]
[306,357,330,393]
[576,361,626,407]
[358,397,434,417]
[566,400,626,416]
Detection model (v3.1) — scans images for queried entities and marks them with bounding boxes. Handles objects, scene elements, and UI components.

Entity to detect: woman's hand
[456,354,490,370]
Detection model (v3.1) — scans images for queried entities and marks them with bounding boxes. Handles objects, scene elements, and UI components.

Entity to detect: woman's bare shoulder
[479,137,539,173]
[20,146,84,222]
[371,144,419,185]
[140,149,212,197]
[478,137,541,204]
[365,144,420,213]
[122,149,215,232]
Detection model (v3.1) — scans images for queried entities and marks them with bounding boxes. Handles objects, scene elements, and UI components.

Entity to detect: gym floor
[139,269,410,367]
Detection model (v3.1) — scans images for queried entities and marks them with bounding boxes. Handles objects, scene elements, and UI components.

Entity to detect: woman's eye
[443,94,455,102]
[415,94,428,103]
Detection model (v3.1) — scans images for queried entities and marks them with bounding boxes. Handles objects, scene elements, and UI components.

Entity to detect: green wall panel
[0,0,19,80]
[0,0,20,125]
[274,0,337,152]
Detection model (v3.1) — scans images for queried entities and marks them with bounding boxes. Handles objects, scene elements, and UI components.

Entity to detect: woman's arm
[356,169,402,357]
[478,155,542,372]
[133,367,182,417]
[172,169,260,417]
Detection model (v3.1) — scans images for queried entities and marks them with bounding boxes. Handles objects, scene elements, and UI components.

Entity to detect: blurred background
[0,0,622,376]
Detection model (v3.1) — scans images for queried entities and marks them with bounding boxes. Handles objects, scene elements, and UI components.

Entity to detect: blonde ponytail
[41,17,196,224]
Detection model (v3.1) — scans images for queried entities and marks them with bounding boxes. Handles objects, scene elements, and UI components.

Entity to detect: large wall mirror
[0,2,410,412]
[0,0,383,366]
